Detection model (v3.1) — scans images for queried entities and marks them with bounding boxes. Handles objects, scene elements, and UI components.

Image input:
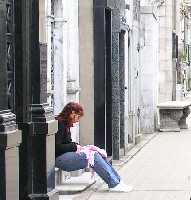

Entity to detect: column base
[159,128,180,132]
[28,189,59,200]
[135,133,142,144]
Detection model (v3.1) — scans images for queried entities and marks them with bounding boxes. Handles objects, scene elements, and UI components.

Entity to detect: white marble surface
[157,101,191,109]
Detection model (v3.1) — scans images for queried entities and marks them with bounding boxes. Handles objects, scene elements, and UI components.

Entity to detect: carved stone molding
[0,110,17,132]
[67,80,81,94]
[0,110,21,147]
[150,0,165,8]
[0,110,21,200]
[30,103,54,123]
[120,16,129,31]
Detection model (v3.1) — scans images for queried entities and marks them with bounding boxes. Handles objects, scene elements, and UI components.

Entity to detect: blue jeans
[55,152,120,188]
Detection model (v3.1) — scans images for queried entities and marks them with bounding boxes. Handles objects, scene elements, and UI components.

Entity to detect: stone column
[15,1,58,199]
[119,31,125,151]
[140,6,159,133]
[79,0,94,146]
[111,9,120,160]
[0,111,21,200]
[53,0,67,115]
[0,1,22,199]
[159,0,174,102]
[65,0,80,142]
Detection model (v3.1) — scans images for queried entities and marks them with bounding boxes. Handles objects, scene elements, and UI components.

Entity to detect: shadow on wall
[186,113,191,128]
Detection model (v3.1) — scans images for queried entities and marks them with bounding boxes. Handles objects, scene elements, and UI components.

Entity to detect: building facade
[51,0,131,160]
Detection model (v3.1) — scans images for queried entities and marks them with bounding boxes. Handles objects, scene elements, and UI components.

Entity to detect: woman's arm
[55,123,77,156]
[56,142,77,154]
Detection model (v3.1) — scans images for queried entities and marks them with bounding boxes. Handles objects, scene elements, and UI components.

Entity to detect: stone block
[158,101,191,131]
[55,172,96,195]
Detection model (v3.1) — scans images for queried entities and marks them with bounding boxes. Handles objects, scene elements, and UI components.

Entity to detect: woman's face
[69,111,81,124]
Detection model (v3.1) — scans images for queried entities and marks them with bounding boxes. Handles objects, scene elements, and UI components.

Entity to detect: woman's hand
[87,145,107,158]
[76,144,83,153]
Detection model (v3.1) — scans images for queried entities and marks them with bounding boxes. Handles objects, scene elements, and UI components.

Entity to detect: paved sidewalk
[58,133,156,198]
[60,130,191,200]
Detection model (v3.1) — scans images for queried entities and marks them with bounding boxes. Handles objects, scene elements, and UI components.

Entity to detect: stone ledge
[157,100,191,109]
[56,172,96,195]
[135,133,142,144]
[159,128,180,132]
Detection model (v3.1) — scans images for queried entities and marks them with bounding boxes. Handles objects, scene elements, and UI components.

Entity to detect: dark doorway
[94,3,112,156]
[94,4,106,149]
[105,8,112,156]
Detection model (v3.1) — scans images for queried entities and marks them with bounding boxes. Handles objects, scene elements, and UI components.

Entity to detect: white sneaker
[109,181,133,192]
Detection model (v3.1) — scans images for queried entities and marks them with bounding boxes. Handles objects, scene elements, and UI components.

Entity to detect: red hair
[55,102,84,127]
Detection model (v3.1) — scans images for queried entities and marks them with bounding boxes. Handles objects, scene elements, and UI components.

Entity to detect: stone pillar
[15,1,58,199]
[159,0,174,102]
[111,9,120,160]
[64,0,80,142]
[124,29,130,151]
[53,0,67,115]
[79,0,95,146]
[0,1,22,199]
[0,112,21,200]
[140,6,159,133]
[119,31,125,151]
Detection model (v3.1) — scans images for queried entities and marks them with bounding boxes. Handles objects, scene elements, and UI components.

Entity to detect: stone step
[55,171,96,195]
[55,156,112,195]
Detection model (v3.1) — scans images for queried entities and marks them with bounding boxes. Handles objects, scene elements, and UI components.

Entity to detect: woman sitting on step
[55,102,133,192]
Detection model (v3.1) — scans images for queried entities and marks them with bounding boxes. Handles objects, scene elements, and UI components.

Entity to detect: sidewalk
[59,130,191,200]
